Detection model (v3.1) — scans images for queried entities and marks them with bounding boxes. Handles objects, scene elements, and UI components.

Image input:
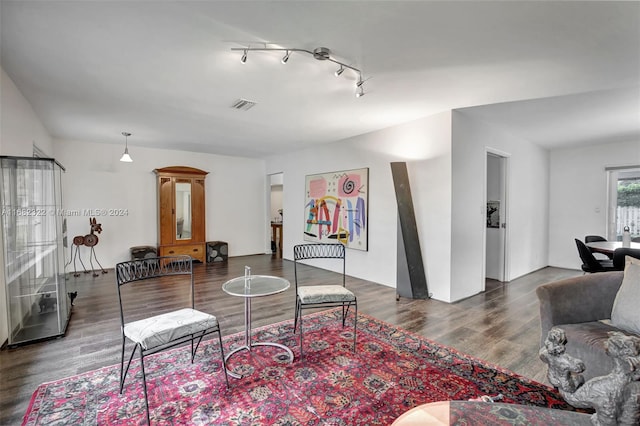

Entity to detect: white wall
[549,139,640,269]
[451,111,550,301]
[54,139,268,269]
[266,111,454,301]
[0,67,53,157]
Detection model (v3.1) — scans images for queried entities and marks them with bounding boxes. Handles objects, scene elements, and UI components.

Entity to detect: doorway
[485,150,509,282]
[269,173,283,257]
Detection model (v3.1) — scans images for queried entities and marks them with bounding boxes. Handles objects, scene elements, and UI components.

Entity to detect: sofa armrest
[536,271,623,347]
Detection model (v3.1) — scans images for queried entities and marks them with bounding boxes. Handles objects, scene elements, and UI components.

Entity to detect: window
[607,167,640,241]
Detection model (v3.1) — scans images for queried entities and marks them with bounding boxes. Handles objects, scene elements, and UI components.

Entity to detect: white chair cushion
[298,285,355,304]
[124,308,218,350]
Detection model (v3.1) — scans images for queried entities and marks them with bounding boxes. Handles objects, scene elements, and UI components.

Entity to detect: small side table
[222,273,293,378]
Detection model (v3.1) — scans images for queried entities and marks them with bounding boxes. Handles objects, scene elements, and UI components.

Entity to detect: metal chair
[575,239,616,273]
[293,243,357,357]
[116,255,228,424]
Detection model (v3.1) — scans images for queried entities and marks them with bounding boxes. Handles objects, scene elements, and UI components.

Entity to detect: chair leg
[120,341,139,394]
[217,329,230,389]
[353,302,358,352]
[342,304,346,326]
[191,331,207,362]
[191,335,195,362]
[119,336,126,393]
[298,303,304,359]
[139,346,151,425]
[293,297,300,332]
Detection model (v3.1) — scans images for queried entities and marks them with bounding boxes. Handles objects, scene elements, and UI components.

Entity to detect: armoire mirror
[175,181,191,240]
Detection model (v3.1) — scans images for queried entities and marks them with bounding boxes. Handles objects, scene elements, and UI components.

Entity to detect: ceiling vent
[231,98,257,111]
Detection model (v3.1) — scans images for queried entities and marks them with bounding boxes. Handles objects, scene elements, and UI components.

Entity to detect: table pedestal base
[225,342,294,378]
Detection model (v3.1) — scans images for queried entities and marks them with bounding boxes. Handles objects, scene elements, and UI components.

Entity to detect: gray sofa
[536,271,639,382]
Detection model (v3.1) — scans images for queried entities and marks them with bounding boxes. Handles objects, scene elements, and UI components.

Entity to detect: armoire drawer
[159,244,205,262]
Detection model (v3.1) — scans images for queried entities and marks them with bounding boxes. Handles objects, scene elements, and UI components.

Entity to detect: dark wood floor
[0,254,581,425]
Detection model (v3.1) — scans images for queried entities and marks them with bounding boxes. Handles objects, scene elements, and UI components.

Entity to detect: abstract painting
[304,168,368,251]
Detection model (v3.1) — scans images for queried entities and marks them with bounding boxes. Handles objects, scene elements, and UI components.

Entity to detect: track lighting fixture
[119,132,133,162]
[232,45,366,97]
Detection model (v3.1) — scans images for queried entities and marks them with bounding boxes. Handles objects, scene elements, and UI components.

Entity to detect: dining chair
[584,235,607,243]
[575,239,616,273]
[612,247,640,270]
[293,243,357,358]
[116,255,229,424]
[584,235,613,259]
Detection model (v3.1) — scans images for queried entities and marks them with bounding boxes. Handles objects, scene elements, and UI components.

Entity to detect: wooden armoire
[154,166,207,262]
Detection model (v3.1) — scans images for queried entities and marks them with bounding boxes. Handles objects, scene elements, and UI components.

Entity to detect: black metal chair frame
[116,255,229,424]
[293,243,357,357]
[575,238,616,273]
[612,247,640,270]
[584,235,607,243]
[584,235,613,259]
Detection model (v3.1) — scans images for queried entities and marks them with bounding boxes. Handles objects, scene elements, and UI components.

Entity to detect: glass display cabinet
[1,156,69,346]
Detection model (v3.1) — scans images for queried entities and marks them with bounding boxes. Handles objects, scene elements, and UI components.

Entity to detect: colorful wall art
[304,168,369,251]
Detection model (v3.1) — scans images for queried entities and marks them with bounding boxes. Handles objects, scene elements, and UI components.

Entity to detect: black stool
[129,246,157,260]
[206,241,228,262]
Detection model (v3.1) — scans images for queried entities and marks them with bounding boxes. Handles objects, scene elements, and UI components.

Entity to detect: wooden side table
[271,222,282,250]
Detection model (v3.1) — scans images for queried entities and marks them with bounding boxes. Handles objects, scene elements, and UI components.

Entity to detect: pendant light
[120,132,133,162]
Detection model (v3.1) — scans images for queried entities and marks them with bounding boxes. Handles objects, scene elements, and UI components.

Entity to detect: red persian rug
[23,310,576,425]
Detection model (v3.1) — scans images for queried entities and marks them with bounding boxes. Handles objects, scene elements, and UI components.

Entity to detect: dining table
[585,241,640,256]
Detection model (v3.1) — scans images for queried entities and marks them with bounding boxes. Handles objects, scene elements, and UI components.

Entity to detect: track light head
[240,50,247,64]
[281,50,290,64]
[334,66,344,77]
[355,78,365,98]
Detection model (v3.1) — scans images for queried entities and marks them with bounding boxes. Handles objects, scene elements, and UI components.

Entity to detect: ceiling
[1,1,639,158]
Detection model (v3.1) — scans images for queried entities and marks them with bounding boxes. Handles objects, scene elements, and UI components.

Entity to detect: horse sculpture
[66,218,108,277]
